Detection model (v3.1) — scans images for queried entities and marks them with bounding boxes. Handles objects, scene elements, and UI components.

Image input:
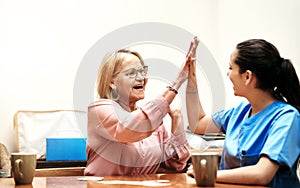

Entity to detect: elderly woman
[84,38,199,176]
[187,39,300,187]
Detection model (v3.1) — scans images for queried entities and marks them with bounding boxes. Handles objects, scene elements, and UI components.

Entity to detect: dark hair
[235,39,300,112]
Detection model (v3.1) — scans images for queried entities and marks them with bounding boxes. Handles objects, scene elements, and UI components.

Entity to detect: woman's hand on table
[186,164,195,178]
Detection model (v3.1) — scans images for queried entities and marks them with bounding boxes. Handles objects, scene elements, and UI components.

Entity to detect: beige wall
[0,0,299,152]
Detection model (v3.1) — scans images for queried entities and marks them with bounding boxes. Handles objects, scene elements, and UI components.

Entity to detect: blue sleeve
[212,108,235,133]
[212,101,250,134]
[212,110,230,133]
[261,110,300,168]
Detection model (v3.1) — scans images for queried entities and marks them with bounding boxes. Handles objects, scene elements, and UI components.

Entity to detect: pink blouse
[84,95,190,176]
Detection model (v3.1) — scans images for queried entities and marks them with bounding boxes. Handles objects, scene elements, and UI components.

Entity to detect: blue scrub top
[212,100,300,187]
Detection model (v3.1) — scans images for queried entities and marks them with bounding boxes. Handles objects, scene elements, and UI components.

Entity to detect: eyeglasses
[114,65,148,78]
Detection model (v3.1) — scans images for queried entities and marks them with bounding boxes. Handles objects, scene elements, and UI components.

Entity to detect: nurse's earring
[110,84,119,101]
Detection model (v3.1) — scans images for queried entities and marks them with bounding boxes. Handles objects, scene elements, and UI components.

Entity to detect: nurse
[187,39,300,187]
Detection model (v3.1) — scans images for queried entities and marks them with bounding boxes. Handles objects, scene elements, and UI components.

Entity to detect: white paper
[98,180,170,186]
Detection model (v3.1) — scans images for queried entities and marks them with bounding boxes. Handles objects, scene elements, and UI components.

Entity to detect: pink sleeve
[162,131,191,172]
[89,95,169,143]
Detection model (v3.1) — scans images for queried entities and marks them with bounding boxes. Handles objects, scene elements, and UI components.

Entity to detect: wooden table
[0,173,267,188]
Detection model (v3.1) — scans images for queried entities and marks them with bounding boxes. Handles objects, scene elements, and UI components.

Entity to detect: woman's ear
[110,83,116,89]
[110,78,116,88]
[244,70,253,85]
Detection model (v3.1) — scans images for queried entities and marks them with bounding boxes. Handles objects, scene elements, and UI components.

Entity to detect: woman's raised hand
[187,36,199,60]
[187,37,199,86]
[163,37,200,105]
[172,37,200,90]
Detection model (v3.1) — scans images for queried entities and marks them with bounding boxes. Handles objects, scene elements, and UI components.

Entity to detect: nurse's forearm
[186,76,216,134]
[217,167,268,185]
[217,156,279,185]
[186,79,204,132]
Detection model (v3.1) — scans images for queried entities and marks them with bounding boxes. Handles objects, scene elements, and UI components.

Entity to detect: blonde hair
[96,49,145,99]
